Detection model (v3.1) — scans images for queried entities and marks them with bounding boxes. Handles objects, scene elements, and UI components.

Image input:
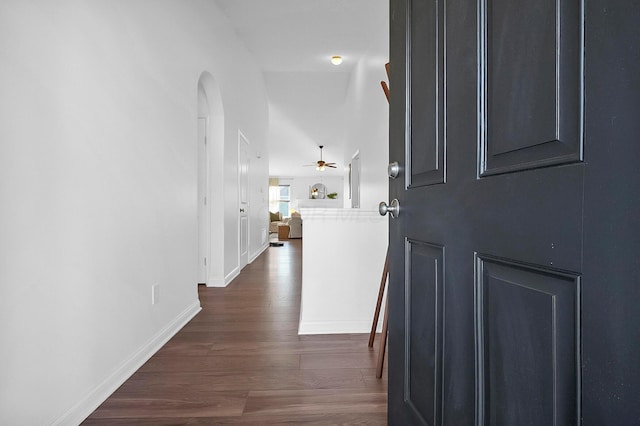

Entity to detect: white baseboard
[207,245,268,288]
[298,320,376,335]
[249,242,269,263]
[206,278,227,287]
[224,266,240,285]
[53,300,202,426]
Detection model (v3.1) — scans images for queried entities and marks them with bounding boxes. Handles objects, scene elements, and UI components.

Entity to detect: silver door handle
[388,161,400,179]
[379,199,400,218]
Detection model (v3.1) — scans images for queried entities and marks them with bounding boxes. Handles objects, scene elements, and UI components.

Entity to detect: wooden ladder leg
[369,248,389,347]
[373,62,391,378]
[376,293,389,379]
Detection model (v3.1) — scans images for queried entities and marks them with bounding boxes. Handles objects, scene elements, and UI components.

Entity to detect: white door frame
[198,71,225,287]
[197,117,210,284]
[238,131,250,270]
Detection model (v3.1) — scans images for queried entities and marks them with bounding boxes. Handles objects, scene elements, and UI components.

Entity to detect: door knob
[379,199,400,218]
[388,161,400,179]
[240,208,245,213]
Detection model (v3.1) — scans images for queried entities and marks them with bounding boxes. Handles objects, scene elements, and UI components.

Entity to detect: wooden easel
[369,248,389,379]
[381,62,390,102]
[368,63,391,380]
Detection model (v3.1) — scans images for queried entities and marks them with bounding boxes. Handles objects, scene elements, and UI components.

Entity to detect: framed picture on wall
[348,163,352,199]
[350,151,360,208]
[310,183,327,199]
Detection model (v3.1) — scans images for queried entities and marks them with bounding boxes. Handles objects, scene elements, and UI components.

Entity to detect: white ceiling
[215,0,387,177]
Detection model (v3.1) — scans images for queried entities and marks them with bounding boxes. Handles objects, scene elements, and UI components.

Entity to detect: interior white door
[238,132,249,270]
[197,118,209,284]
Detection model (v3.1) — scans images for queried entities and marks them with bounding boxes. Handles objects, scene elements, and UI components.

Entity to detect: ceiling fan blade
[302,146,337,169]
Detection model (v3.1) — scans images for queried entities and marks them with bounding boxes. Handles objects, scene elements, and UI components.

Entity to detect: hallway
[84,240,388,424]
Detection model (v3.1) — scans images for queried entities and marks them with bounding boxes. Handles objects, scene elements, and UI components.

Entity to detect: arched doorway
[197,72,225,286]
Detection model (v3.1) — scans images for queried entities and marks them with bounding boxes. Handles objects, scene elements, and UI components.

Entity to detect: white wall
[299,209,388,334]
[246,132,271,263]
[0,1,268,424]
[342,11,390,210]
[276,175,344,212]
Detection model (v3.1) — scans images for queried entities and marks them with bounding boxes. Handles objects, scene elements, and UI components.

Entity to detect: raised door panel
[403,240,444,425]
[475,255,580,425]
[479,0,583,176]
[240,216,248,257]
[408,0,445,187]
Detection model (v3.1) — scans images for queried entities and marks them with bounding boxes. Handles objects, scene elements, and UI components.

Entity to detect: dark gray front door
[387,0,639,424]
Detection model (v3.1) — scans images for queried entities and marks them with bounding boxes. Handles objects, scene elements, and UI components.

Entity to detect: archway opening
[197,72,224,287]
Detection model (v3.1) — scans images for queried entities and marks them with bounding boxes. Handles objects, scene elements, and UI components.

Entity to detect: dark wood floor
[84,239,388,425]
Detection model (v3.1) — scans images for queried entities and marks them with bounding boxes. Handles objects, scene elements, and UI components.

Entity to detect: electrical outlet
[151,284,159,305]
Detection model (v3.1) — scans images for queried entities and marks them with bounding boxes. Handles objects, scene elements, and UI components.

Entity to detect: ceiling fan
[304,145,337,171]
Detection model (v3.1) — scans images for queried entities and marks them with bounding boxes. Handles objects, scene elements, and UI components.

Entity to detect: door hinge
[204,196,207,205]
[204,257,207,266]
[204,136,207,145]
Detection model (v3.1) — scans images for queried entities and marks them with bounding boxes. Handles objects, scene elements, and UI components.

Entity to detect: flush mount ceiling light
[331,55,343,65]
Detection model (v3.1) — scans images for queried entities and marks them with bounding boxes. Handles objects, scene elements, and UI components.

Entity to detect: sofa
[288,212,302,238]
[269,211,302,238]
[269,211,287,234]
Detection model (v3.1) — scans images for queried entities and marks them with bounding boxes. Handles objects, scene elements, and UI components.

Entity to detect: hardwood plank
[84,419,200,425]
[360,368,389,391]
[83,240,387,423]
[189,306,300,315]
[138,354,300,373]
[88,390,248,419]
[190,412,387,424]
[243,389,387,417]
[179,320,300,333]
[168,331,303,345]
[208,339,378,356]
[300,351,378,370]
[122,368,369,392]
[85,412,387,425]
[153,342,212,357]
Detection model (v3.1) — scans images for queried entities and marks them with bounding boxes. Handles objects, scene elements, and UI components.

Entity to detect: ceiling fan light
[317,165,325,171]
[331,55,343,65]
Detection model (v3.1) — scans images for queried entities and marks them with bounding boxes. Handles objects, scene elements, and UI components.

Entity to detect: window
[269,184,291,218]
